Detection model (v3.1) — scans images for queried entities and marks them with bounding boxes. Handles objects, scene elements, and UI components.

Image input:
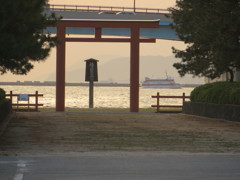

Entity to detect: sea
[1,85,194,109]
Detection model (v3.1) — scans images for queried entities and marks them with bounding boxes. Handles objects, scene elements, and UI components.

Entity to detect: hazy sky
[1,0,190,83]
[49,0,176,9]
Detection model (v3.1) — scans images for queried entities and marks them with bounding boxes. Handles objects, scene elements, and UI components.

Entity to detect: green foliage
[190,82,240,105]
[0,89,9,122]
[0,88,5,101]
[168,0,240,82]
[0,0,59,75]
[0,99,11,122]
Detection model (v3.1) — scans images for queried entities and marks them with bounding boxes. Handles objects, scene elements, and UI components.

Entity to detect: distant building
[100,78,114,84]
[205,69,240,83]
[43,81,56,85]
[23,81,33,84]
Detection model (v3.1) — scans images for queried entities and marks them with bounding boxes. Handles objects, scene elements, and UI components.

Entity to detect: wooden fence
[151,92,190,113]
[5,91,43,111]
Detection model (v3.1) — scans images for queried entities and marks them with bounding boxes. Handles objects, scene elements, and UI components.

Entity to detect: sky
[49,0,176,9]
[1,0,197,83]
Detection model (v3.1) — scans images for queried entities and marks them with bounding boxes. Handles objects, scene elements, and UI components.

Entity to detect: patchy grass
[39,107,182,113]
[39,107,156,113]
[0,112,240,155]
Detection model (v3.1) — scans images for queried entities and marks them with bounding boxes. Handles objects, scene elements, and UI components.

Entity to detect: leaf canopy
[0,0,58,75]
[169,0,240,81]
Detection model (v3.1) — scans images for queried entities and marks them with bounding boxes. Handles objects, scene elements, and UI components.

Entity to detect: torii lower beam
[56,19,160,112]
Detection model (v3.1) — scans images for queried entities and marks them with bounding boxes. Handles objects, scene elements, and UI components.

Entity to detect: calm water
[2,85,194,108]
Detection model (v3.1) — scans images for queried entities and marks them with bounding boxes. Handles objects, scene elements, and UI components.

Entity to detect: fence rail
[5,91,43,111]
[152,92,190,113]
[48,4,169,14]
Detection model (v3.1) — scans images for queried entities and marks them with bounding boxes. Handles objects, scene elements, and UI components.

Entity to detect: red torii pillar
[55,20,159,112]
[56,22,66,112]
[130,27,140,112]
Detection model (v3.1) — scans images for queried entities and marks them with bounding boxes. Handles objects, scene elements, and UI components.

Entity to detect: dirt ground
[0,112,240,155]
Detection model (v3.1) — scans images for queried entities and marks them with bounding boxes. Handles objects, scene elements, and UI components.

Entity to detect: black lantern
[85,58,99,82]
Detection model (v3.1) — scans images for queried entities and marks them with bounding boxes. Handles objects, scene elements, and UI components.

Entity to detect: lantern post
[85,58,99,108]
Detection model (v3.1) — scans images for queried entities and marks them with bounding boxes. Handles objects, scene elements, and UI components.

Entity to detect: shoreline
[0,82,201,87]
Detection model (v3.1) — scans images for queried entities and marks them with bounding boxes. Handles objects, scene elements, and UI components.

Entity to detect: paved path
[1,152,240,180]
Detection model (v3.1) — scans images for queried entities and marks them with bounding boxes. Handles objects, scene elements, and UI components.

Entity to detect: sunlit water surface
[2,85,194,108]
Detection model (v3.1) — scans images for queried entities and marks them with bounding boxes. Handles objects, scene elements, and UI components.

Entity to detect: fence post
[9,91,13,110]
[27,94,30,111]
[9,91,13,105]
[157,92,160,112]
[36,91,39,111]
[182,92,186,104]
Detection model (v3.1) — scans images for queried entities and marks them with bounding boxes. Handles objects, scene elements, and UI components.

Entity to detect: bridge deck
[45,4,179,40]
[47,4,169,14]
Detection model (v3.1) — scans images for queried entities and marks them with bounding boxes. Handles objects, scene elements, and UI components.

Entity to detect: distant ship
[141,76,181,89]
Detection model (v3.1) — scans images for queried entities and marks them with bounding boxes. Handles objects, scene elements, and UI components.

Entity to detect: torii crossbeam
[56,19,160,112]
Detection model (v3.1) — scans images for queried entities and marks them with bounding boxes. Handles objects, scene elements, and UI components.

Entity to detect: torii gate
[56,19,160,112]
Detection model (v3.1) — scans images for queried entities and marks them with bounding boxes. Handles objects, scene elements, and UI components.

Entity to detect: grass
[1,112,240,154]
[66,123,239,152]
[38,107,182,113]
[70,130,209,151]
